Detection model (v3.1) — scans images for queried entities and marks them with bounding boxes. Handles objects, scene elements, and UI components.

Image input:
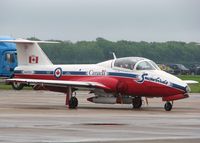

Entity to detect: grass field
[1,75,200,92]
[0,83,12,90]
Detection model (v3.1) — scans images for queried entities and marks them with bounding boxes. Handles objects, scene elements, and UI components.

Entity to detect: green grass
[0,83,13,90]
[178,75,200,93]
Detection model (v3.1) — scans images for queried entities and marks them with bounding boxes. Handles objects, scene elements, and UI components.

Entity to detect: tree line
[29,37,200,67]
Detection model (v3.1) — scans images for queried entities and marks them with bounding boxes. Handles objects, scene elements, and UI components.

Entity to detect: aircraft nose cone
[154,70,189,94]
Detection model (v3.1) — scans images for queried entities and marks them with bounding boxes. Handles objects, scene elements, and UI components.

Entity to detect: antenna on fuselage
[113,52,117,59]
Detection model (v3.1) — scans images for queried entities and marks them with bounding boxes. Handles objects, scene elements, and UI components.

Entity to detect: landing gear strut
[132,97,142,109]
[164,101,173,111]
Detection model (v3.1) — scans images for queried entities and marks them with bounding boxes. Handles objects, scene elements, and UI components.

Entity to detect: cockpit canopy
[114,57,160,71]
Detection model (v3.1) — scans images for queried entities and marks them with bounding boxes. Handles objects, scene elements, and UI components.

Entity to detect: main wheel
[164,102,172,111]
[132,97,142,109]
[69,97,78,109]
[11,82,24,90]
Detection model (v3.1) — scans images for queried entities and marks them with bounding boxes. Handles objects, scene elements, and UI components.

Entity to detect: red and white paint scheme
[0,39,197,111]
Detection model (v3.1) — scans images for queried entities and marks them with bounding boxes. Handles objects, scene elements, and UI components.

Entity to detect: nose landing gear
[164,101,173,111]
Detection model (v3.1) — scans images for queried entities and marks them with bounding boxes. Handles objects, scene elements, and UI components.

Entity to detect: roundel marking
[54,67,62,79]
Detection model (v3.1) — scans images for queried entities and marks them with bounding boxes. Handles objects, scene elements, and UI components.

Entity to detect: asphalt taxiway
[0,90,200,143]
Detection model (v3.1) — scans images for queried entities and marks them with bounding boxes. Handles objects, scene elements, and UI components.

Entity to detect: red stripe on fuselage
[14,74,184,97]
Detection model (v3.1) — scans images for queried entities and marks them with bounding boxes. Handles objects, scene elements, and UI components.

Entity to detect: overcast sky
[0,0,200,42]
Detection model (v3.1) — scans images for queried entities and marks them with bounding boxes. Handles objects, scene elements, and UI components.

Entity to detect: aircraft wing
[7,78,111,90]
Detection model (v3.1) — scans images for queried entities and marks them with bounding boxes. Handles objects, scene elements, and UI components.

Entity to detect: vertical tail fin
[0,39,58,66]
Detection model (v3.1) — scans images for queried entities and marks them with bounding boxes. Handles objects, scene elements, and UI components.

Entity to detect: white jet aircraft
[0,39,197,111]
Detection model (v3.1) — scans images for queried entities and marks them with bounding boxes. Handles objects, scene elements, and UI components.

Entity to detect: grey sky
[0,0,200,42]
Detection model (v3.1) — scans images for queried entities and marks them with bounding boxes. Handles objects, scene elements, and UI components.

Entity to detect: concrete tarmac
[0,90,200,143]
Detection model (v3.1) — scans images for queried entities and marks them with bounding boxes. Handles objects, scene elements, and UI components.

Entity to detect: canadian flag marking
[29,55,39,64]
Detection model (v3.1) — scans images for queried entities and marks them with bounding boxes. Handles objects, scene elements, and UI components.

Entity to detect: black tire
[69,97,78,109]
[132,97,142,109]
[164,102,172,111]
[11,82,24,90]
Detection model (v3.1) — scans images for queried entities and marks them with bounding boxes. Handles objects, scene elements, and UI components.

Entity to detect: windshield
[136,61,159,70]
[136,61,154,70]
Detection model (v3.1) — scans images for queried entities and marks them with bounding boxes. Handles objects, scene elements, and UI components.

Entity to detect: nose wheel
[164,101,173,111]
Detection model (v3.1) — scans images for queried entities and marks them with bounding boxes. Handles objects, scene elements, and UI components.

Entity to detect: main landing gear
[69,96,78,109]
[65,87,78,109]
[132,97,142,109]
[164,101,173,111]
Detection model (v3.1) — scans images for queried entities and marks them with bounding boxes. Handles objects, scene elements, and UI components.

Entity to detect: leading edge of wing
[7,78,111,90]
